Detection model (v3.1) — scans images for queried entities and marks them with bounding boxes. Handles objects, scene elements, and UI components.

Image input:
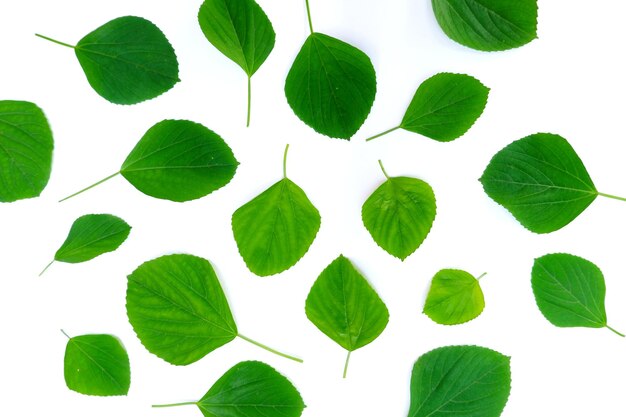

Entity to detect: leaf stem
[152,402,197,408]
[246,76,252,127]
[283,144,290,178]
[598,192,626,202]
[59,172,120,202]
[606,325,625,337]
[39,260,54,276]
[477,272,487,280]
[365,126,400,142]
[60,329,71,339]
[237,333,303,363]
[343,350,352,378]
[304,0,314,33]
[378,160,390,180]
[35,33,75,49]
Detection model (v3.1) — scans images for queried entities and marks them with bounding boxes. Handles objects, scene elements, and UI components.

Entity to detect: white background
[1,0,625,416]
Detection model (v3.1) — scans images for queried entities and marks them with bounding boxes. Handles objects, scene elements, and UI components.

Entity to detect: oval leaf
[126,254,238,365]
[305,255,389,377]
[409,345,511,417]
[431,0,538,51]
[0,100,53,202]
[232,177,321,277]
[480,133,598,233]
[423,269,485,325]
[120,119,239,202]
[285,33,377,139]
[64,333,130,396]
[531,253,623,336]
[362,167,436,260]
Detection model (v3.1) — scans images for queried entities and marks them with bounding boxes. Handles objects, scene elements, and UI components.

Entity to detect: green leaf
[479,133,626,233]
[423,269,485,325]
[41,214,131,275]
[285,32,377,139]
[126,254,302,365]
[37,16,179,105]
[365,73,489,142]
[408,345,511,417]
[431,0,538,51]
[153,361,305,417]
[0,100,53,202]
[531,253,624,337]
[60,119,238,203]
[232,145,320,276]
[362,161,436,260]
[198,0,275,126]
[63,331,130,397]
[305,255,389,378]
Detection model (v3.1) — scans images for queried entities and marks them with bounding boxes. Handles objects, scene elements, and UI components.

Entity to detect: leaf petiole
[283,144,290,178]
[152,402,197,408]
[597,192,626,202]
[606,325,625,337]
[477,272,487,280]
[246,75,252,127]
[59,172,120,202]
[39,260,55,276]
[378,160,390,179]
[35,33,75,49]
[365,126,400,142]
[237,333,303,363]
[60,329,71,339]
[343,350,352,378]
[304,0,314,33]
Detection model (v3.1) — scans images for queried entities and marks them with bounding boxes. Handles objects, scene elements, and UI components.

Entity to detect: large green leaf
[362,162,436,260]
[479,133,614,233]
[366,73,489,142]
[0,100,53,202]
[305,255,389,377]
[37,16,179,104]
[431,0,538,51]
[63,332,130,397]
[532,253,623,337]
[154,361,305,417]
[60,119,238,203]
[408,345,511,417]
[198,0,275,126]
[423,269,485,325]
[285,33,376,139]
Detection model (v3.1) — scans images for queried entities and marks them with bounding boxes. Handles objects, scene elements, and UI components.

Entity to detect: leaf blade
[423,269,485,325]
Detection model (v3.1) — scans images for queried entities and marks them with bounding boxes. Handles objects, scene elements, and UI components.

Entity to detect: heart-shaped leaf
[153,361,305,417]
[423,269,485,325]
[232,145,320,276]
[532,253,624,337]
[480,133,626,233]
[60,119,238,203]
[362,161,436,260]
[305,255,389,378]
[37,16,179,104]
[408,345,511,417]
[63,331,130,397]
[126,253,302,365]
[198,0,275,126]
[431,0,538,51]
[365,73,489,142]
[0,100,53,202]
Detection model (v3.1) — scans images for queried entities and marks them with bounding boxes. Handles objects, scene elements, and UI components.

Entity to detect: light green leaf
[198,0,275,126]
[63,331,130,397]
[0,100,53,202]
[423,269,485,325]
[409,345,511,417]
[366,73,489,142]
[60,119,238,203]
[480,133,626,233]
[305,255,389,378]
[232,145,320,276]
[431,0,538,51]
[126,254,302,365]
[153,361,305,417]
[362,161,436,260]
[531,253,624,337]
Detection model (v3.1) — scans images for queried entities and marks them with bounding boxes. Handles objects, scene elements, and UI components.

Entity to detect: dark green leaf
[479,133,606,233]
[0,100,53,202]
[362,162,436,260]
[423,269,485,325]
[305,256,389,377]
[409,345,511,417]
[154,361,305,417]
[285,33,376,139]
[431,0,538,51]
[531,253,624,336]
[63,332,130,396]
